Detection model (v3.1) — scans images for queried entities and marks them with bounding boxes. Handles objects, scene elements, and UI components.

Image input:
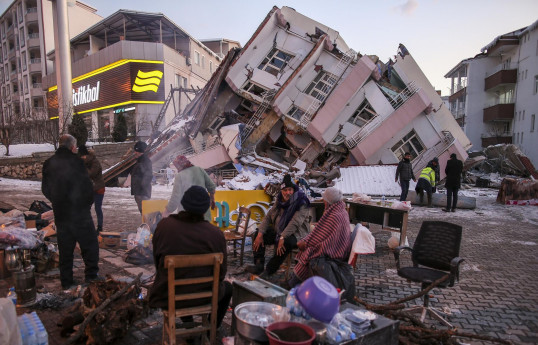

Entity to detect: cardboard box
[25,220,36,229]
[99,232,121,249]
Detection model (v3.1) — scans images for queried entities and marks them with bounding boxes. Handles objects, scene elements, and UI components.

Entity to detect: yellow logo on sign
[132,70,163,93]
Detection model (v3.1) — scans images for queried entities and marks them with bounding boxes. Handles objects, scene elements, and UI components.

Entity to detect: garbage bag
[309,256,356,303]
[123,245,153,265]
[29,200,52,214]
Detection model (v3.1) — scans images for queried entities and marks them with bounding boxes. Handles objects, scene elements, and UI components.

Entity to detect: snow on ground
[0,143,55,157]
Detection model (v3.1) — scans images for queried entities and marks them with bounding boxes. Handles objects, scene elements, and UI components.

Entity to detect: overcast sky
[1,0,537,95]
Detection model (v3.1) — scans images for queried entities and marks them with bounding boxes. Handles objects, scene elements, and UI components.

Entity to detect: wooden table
[346,201,409,246]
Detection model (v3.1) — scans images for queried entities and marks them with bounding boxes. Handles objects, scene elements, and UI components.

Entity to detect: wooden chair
[162,253,223,345]
[224,207,251,266]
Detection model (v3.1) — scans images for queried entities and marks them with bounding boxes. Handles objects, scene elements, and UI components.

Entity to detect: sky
[0,0,537,95]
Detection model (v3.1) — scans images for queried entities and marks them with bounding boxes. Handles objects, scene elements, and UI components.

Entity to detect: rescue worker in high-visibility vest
[415,160,438,207]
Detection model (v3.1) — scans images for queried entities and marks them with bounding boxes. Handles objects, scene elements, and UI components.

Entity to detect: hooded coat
[131,153,153,198]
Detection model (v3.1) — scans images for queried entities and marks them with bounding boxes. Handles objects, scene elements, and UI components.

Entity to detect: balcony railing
[486,62,518,78]
[26,8,38,13]
[32,83,41,89]
[450,108,465,119]
[388,81,419,110]
[27,33,39,39]
[481,131,512,138]
[29,58,41,64]
[485,96,515,108]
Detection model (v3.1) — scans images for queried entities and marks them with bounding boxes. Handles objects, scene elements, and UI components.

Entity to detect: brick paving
[1,180,537,344]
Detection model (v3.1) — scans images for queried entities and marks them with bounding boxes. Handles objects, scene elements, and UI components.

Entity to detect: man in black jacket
[443,153,463,212]
[131,141,153,214]
[42,134,99,289]
[395,152,416,201]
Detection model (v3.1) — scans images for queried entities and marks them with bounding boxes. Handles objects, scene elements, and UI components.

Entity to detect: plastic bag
[390,200,412,210]
[351,193,371,202]
[123,245,153,265]
[309,257,356,303]
[29,200,52,214]
[135,224,151,248]
[0,210,26,230]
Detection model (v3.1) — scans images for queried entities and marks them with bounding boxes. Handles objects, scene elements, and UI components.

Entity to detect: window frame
[391,129,425,161]
[286,105,305,122]
[242,81,268,98]
[194,51,200,66]
[348,99,377,127]
[257,48,294,77]
[305,70,337,102]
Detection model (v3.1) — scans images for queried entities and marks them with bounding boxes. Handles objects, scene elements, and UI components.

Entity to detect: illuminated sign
[113,106,136,114]
[47,59,165,117]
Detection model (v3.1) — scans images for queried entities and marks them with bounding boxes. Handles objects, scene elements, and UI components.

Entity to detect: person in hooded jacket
[246,174,311,279]
[42,134,99,289]
[131,141,153,214]
[78,145,105,232]
[443,153,464,212]
[395,152,416,201]
[428,157,440,193]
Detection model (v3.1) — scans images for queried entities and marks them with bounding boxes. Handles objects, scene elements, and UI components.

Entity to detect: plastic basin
[295,276,339,323]
[266,321,315,345]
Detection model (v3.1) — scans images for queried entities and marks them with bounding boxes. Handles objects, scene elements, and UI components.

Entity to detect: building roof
[518,19,538,36]
[480,27,526,53]
[64,9,220,60]
[334,165,409,197]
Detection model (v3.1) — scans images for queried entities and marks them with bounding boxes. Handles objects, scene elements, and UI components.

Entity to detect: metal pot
[234,302,290,342]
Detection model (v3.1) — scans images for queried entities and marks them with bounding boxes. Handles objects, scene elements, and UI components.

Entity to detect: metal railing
[412,131,455,177]
[388,81,419,110]
[486,62,518,77]
[27,33,39,39]
[32,83,41,89]
[481,131,512,138]
[26,8,38,14]
[450,108,465,119]
[485,96,515,108]
[29,58,41,64]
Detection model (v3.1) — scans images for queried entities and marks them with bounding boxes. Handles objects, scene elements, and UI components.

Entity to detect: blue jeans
[399,180,410,201]
[94,192,104,230]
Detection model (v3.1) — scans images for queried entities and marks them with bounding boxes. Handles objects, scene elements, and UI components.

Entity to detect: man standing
[131,141,153,214]
[395,152,416,201]
[42,134,99,289]
[443,153,463,212]
[149,186,232,329]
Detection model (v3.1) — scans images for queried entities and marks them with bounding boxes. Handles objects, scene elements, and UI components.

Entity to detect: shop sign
[73,81,100,106]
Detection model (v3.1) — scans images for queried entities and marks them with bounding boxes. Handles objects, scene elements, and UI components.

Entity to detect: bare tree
[0,106,25,156]
[135,113,152,140]
[33,100,74,150]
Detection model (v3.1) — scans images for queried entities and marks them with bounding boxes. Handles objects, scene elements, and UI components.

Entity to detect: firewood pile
[64,273,146,345]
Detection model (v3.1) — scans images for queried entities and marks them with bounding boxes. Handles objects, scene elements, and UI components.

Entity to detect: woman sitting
[289,187,352,287]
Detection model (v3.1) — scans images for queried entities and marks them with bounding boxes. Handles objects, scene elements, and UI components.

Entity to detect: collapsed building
[106,6,472,185]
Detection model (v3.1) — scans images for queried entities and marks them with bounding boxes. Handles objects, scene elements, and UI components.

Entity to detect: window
[286,106,305,121]
[348,99,376,127]
[19,28,24,47]
[22,52,26,71]
[534,75,538,95]
[257,48,294,77]
[209,61,213,74]
[531,114,535,132]
[24,76,28,93]
[391,129,425,161]
[182,77,188,88]
[242,81,267,97]
[194,51,200,65]
[305,71,337,101]
[201,55,205,69]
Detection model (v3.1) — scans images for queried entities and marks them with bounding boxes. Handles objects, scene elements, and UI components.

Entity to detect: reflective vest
[419,167,436,187]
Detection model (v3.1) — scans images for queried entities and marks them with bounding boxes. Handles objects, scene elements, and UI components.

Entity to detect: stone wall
[0,142,134,181]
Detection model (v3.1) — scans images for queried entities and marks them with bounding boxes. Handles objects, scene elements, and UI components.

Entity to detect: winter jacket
[165,166,216,221]
[149,212,227,310]
[395,160,415,182]
[418,167,436,187]
[131,153,153,198]
[445,157,463,189]
[258,203,310,241]
[42,146,94,223]
[82,152,105,192]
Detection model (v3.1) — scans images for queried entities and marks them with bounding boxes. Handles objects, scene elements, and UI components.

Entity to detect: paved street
[1,178,538,344]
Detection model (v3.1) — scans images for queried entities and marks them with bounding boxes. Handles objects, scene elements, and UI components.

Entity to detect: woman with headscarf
[246,174,311,278]
[162,155,216,221]
[289,187,352,287]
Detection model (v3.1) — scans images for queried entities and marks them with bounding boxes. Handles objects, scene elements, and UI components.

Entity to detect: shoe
[451,208,456,212]
[442,208,451,212]
[85,275,105,284]
[245,264,264,275]
[62,279,82,290]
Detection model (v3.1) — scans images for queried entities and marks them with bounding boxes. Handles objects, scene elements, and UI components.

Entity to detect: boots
[427,194,433,208]
[246,258,264,275]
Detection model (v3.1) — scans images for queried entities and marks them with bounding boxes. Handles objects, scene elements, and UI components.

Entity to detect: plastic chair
[393,221,464,327]
[224,207,251,266]
[162,253,223,345]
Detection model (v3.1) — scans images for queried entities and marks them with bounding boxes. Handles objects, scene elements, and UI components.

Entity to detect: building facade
[42,10,224,141]
[445,20,538,165]
[0,0,102,143]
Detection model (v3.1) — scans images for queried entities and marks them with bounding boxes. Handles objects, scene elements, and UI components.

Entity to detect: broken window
[391,129,425,161]
[237,99,255,114]
[305,71,337,101]
[348,99,376,127]
[330,133,345,145]
[242,81,268,97]
[208,116,225,131]
[258,48,294,77]
[286,106,305,121]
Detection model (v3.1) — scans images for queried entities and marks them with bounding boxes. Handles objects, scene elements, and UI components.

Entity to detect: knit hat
[78,145,89,156]
[450,153,457,159]
[181,186,210,215]
[280,174,296,190]
[432,157,439,163]
[134,141,147,153]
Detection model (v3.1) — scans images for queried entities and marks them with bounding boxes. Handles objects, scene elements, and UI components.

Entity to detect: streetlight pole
[50,0,73,132]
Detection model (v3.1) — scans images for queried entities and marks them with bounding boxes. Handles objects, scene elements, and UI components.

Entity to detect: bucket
[266,322,315,345]
[13,265,36,306]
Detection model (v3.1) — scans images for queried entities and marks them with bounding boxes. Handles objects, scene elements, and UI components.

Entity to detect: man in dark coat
[149,186,232,328]
[395,152,416,201]
[42,134,99,289]
[131,141,153,213]
[443,153,463,212]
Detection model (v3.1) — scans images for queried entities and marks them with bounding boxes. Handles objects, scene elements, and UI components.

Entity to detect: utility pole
[50,0,73,131]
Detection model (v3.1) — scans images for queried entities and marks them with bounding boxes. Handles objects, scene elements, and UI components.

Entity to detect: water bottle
[7,287,17,305]
[31,312,48,345]
[381,195,386,206]
[18,318,28,345]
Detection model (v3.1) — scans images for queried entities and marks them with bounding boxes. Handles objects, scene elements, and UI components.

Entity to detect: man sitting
[149,186,232,329]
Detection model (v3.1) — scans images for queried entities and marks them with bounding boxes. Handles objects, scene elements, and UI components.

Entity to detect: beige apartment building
[0,0,102,143]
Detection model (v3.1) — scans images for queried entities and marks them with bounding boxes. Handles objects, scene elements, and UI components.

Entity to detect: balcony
[481,133,512,147]
[30,86,43,97]
[485,67,517,91]
[448,86,466,102]
[6,25,14,38]
[29,58,41,73]
[27,33,40,47]
[8,48,16,60]
[483,103,514,122]
[450,107,465,119]
[25,8,39,23]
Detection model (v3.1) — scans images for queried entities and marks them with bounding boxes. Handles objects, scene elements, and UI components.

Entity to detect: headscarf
[173,155,193,172]
[275,185,310,235]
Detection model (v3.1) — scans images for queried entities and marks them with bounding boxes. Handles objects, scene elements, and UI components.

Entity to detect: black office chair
[393,221,464,328]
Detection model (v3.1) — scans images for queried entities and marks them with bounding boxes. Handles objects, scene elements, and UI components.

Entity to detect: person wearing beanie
[443,153,463,212]
[130,141,153,213]
[149,186,232,329]
[78,145,106,232]
[246,174,311,279]
[427,157,441,193]
[289,187,352,288]
[162,154,216,221]
[395,152,416,201]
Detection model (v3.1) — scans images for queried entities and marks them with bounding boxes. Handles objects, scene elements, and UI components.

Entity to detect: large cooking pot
[234,302,290,342]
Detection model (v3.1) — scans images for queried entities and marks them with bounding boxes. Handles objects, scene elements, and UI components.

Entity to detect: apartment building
[0,0,102,143]
[42,10,224,141]
[445,19,538,166]
[151,6,471,178]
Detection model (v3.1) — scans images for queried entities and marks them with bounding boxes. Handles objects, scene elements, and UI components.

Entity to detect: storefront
[46,59,165,140]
